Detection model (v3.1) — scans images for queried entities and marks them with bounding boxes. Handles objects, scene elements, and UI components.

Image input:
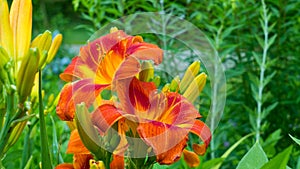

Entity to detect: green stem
[38,70,52,169]
[256,0,268,143]
[0,90,15,160]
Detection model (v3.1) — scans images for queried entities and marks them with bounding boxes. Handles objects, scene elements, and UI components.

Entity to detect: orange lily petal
[190,120,211,147]
[56,79,108,121]
[59,57,81,82]
[10,0,32,61]
[110,154,124,169]
[127,42,163,65]
[156,92,200,125]
[91,104,123,134]
[113,56,140,81]
[192,143,206,156]
[66,130,90,154]
[183,149,200,168]
[0,0,13,57]
[56,83,73,120]
[73,154,93,169]
[137,121,189,164]
[80,30,128,70]
[60,30,128,83]
[116,77,156,116]
[55,163,74,169]
[95,43,126,84]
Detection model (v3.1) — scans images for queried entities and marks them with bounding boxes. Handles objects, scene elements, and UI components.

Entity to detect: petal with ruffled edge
[137,121,189,164]
[116,77,157,116]
[127,42,163,65]
[110,154,124,169]
[55,163,74,169]
[154,92,200,126]
[91,104,123,135]
[66,129,90,154]
[56,79,108,121]
[190,120,211,147]
[73,154,93,169]
[60,30,128,82]
[183,149,200,168]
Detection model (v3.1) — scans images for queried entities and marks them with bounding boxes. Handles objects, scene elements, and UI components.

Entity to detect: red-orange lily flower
[56,29,163,121]
[91,77,211,166]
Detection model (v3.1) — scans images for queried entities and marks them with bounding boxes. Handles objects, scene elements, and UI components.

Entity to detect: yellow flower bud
[183,72,207,103]
[180,61,200,92]
[110,27,118,33]
[139,61,154,82]
[0,47,9,84]
[46,33,62,64]
[0,46,9,67]
[89,159,105,169]
[31,30,52,68]
[16,48,39,103]
[152,75,161,87]
[162,83,170,93]
[169,75,180,92]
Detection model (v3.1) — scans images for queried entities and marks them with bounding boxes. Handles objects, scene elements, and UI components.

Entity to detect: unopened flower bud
[162,83,170,93]
[183,72,207,103]
[0,47,9,67]
[16,48,39,103]
[169,76,180,92]
[46,33,62,64]
[31,31,52,68]
[0,47,9,84]
[139,61,154,82]
[180,61,200,92]
[152,76,161,87]
[89,159,105,169]
[75,103,106,159]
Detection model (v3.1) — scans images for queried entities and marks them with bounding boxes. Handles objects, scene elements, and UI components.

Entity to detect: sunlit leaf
[236,142,268,169]
[261,146,292,169]
[289,134,300,146]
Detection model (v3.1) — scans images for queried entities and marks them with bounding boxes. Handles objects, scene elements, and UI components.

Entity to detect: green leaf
[212,133,254,169]
[263,71,276,88]
[261,146,293,169]
[11,114,35,125]
[261,102,278,119]
[255,34,265,49]
[236,142,268,169]
[203,158,224,169]
[289,134,300,146]
[268,22,277,32]
[253,52,262,67]
[268,34,277,48]
[38,70,52,169]
[262,129,282,157]
[24,156,33,169]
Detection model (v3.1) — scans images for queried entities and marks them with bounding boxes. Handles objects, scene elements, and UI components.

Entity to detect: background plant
[1,0,299,168]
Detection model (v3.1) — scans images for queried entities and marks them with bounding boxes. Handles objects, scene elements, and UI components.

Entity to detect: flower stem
[0,89,15,160]
[256,0,268,143]
[38,70,52,169]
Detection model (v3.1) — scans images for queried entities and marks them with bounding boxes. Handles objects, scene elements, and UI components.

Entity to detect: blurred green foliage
[2,0,299,168]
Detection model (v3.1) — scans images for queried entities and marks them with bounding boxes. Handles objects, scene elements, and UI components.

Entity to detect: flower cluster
[56,28,211,169]
[0,0,62,160]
